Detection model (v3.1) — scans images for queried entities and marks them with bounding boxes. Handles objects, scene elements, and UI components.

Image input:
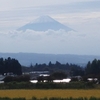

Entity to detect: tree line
[22,59,100,80]
[0,57,22,75]
[0,96,99,100]
[23,61,84,76]
[0,57,100,79]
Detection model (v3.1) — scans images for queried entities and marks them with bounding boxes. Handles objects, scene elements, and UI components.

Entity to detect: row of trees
[23,61,84,76]
[85,59,100,77]
[35,59,100,83]
[22,59,100,80]
[0,57,100,79]
[0,57,22,75]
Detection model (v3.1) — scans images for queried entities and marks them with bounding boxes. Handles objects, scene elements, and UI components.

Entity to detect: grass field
[0,89,100,99]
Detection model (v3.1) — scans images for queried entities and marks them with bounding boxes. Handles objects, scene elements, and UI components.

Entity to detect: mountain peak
[31,15,55,23]
[18,15,73,31]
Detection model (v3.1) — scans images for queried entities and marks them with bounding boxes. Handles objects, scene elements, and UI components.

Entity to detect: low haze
[0,0,100,55]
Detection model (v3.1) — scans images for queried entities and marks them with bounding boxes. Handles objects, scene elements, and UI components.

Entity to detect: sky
[0,0,100,55]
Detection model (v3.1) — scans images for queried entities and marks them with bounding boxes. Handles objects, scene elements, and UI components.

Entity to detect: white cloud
[0,29,100,55]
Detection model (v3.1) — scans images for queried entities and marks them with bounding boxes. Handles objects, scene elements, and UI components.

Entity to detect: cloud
[0,29,80,51]
[0,28,100,55]
[12,29,85,40]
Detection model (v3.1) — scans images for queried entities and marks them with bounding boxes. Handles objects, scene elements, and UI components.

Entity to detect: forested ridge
[0,57,100,78]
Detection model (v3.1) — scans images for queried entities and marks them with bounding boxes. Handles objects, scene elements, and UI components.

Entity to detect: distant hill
[0,53,100,67]
[18,15,72,31]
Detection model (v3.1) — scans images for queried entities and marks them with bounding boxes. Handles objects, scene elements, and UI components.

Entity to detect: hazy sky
[0,0,94,10]
[0,0,100,55]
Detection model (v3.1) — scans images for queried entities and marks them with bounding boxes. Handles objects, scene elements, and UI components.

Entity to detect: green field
[0,89,100,99]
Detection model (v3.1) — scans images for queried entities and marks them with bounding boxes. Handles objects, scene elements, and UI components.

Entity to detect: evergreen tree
[0,57,22,75]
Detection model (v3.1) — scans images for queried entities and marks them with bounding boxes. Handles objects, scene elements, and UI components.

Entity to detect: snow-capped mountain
[30,15,56,23]
[18,15,72,31]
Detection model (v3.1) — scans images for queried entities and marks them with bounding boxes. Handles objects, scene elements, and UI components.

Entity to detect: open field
[0,89,100,99]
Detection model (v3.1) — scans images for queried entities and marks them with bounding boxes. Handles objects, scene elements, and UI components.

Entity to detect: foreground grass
[0,90,100,99]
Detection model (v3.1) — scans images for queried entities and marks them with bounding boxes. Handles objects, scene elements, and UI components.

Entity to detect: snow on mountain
[30,15,55,23]
[18,15,73,31]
